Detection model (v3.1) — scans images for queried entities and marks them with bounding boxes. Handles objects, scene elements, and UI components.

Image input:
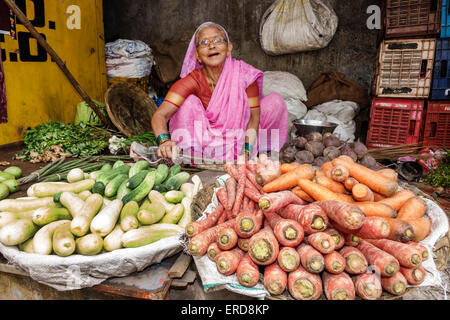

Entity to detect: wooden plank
[170,270,196,288]
[91,261,172,300]
[168,253,192,279]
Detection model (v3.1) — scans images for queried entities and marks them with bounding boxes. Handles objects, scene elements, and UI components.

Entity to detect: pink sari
[169,22,288,162]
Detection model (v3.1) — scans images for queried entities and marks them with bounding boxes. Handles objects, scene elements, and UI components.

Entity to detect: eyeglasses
[197,36,227,48]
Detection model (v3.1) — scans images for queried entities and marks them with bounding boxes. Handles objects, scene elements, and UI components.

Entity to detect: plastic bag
[260,0,338,55]
[105,39,154,78]
[262,71,308,101]
[74,100,107,126]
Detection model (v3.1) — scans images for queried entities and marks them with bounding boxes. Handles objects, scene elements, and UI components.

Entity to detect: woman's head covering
[180,22,231,78]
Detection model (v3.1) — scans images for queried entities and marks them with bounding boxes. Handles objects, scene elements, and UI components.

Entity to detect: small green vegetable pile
[424,149,449,188]
[16,121,113,161]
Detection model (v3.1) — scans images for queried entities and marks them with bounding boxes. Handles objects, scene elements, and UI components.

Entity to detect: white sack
[263,71,308,101]
[260,0,338,55]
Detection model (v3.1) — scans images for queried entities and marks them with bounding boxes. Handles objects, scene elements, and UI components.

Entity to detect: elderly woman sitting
[151,22,288,162]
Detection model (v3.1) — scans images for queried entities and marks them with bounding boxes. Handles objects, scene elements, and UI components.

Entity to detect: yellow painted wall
[0,0,107,145]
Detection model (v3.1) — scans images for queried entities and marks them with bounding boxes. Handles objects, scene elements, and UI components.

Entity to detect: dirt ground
[0,143,63,199]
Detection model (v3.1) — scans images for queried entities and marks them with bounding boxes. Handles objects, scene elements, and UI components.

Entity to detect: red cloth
[165,69,259,109]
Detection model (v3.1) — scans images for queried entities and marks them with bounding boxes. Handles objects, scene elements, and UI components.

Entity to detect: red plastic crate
[366,98,425,149]
[385,0,442,39]
[423,101,450,147]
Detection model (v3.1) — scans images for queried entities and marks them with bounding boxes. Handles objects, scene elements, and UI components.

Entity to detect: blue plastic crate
[442,0,450,38]
[431,38,450,100]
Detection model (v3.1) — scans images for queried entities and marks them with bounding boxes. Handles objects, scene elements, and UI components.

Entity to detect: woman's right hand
[157,140,178,159]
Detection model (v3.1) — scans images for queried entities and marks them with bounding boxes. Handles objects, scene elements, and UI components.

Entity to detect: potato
[293,136,308,149]
[350,140,368,160]
[295,150,314,164]
[323,135,341,148]
[305,132,323,142]
[340,144,358,162]
[305,141,325,157]
[312,156,329,167]
[359,154,377,168]
[323,146,341,160]
[281,146,297,163]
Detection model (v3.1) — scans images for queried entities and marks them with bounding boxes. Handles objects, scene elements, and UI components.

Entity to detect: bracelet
[156,133,171,145]
[243,142,252,153]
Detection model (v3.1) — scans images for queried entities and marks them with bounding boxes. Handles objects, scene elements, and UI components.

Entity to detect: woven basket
[104,82,157,137]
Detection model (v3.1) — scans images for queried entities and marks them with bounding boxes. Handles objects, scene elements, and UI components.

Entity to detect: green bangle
[157,133,171,145]
[244,142,252,152]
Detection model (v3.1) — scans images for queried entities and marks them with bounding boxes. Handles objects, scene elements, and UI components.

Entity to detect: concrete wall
[103,0,382,91]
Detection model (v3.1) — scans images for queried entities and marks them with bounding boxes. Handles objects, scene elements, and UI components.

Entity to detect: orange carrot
[406,217,431,242]
[321,161,334,178]
[298,179,355,203]
[262,164,315,193]
[344,177,359,192]
[377,168,398,181]
[215,247,245,276]
[280,203,329,234]
[277,247,301,272]
[297,243,325,274]
[315,176,347,194]
[217,210,227,224]
[281,162,301,174]
[378,190,415,211]
[207,242,222,262]
[185,204,225,238]
[246,159,258,174]
[381,271,407,296]
[315,170,326,178]
[363,239,422,268]
[353,273,382,300]
[324,228,345,250]
[324,251,346,274]
[373,191,386,201]
[264,211,304,247]
[334,216,391,240]
[225,177,237,211]
[384,217,415,242]
[405,241,429,260]
[236,253,260,287]
[263,262,288,296]
[188,219,236,256]
[305,232,336,254]
[242,196,249,212]
[248,200,255,214]
[339,246,368,275]
[331,165,349,183]
[258,190,306,212]
[244,186,262,203]
[322,271,355,300]
[248,226,280,266]
[332,156,398,197]
[291,186,315,203]
[288,266,323,300]
[397,196,427,221]
[352,183,374,202]
[400,265,426,285]
[344,233,360,247]
[316,200,366,230]
[246,170,263,192]
[234,210,264,239]
[238,238,250,252]
[357,240,400,277]
[353,202,397,219]
[216,188,228,209]
[232,158,247,217]
[216,227,238,251]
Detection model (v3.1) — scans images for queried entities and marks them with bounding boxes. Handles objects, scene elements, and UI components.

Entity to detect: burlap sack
[306,72,369,109]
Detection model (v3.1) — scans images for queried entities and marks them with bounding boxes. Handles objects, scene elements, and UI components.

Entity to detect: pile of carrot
[185,154,433,300]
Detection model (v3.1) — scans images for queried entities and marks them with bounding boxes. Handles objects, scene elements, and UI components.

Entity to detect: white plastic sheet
[191,176,449,299]
[0,235,183,291]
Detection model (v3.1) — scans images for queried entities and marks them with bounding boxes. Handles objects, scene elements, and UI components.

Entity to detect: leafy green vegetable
[123,131,157,148]
[424,149,449,188]
[16,121,112,160]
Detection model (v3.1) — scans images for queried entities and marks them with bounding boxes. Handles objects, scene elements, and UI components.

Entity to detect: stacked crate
[367,0,444,148]
[426,1,450,147]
